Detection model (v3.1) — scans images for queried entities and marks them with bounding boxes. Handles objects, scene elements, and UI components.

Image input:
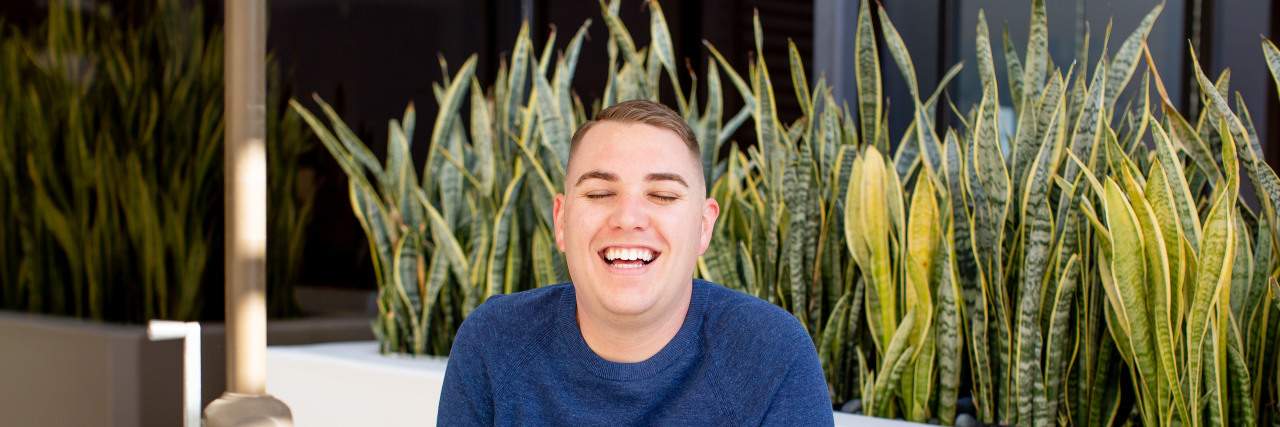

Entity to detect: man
[438,99,832,425]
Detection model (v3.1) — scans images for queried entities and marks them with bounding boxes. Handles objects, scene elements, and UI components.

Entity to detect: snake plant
[0,0,313,322]
[299,0,1280,424]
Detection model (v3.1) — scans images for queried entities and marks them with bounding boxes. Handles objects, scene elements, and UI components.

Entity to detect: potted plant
[0,2,367,425]
[276,0,1280,425]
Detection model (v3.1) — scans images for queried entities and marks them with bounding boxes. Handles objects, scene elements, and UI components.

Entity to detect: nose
[607,193,649,231]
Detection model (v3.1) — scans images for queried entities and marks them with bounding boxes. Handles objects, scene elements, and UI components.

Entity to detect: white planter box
[267,341,920,426]
[0,311,374,427]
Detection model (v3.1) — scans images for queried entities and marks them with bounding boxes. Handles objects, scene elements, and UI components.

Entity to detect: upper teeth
[605,248,654,262]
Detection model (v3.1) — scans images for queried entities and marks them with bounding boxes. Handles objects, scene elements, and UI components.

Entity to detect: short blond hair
[568,99,700,166]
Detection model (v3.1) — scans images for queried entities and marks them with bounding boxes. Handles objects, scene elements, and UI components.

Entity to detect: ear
[553,193,567,252]
[697,197,720,255]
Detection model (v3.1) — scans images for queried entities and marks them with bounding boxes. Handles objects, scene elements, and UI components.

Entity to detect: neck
[575,292,691,364]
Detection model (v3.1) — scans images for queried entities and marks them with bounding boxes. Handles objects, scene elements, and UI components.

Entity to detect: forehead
[568,121,698,174]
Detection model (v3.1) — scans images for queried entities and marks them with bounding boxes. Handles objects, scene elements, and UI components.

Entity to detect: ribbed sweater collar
[556,280,710,381]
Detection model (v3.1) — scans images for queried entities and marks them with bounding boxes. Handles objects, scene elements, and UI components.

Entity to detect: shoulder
[693,280,830,424]
[697,280,812,355]
[453,284,570,356]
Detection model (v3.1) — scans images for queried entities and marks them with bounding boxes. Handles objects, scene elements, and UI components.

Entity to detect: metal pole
[204,0,292,424]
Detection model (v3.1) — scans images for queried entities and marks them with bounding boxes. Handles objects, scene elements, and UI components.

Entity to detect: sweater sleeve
[759,338,835,426]
[437,312,494,426]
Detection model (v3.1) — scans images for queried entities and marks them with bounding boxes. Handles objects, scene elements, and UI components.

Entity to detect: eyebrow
[645,172,689,188]
[575,170,618,186]
[573,170,689,188]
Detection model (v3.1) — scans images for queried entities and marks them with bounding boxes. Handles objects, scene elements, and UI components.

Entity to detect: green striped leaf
[854,0,882,149]
[1003,26,1025,114]
[1104,3,1162,108]
[1022,0,1048,107]
[935,233,962,424]
[597,0,648,96]
[1043,255,1080,425]
[1063,55,1106,182]
[421,192,471,293]
[877,4,917,99]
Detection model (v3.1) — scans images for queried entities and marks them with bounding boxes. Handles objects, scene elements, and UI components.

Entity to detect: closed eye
[650,193,679,203]
[585,192,613,200]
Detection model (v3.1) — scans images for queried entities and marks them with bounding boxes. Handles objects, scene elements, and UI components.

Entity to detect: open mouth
[600,247,659,269]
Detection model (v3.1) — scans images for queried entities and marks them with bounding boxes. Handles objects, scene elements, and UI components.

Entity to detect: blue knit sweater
[437,279,834,426]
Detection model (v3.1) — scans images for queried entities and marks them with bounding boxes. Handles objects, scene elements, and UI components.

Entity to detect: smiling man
[438,99,832,425]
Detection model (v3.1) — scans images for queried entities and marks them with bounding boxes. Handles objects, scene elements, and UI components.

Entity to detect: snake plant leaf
[913,98,944,182]
[533,64,569,178]
[1227,323,1255,426]
[1022,0,1048,108]
[891,62,964,180]
[470,79,496,196]
[751,44,785,192]
[427,91,469,229]
[1043,255,1080,425]
[820,93,843,174]
[1150,122,1204,251]
[854,0,881,149]
[738,240,760,299]
[1104,3,1162,109]
[646,1,686,112]
[596,0,648,97]
[1063,55,1106,183]
[1243,220,1272,371]
[1003,26,1025,114]
[701,59,725,185]
[1230,216,1254,324]
[1191,49,1280,238]
[1188,182,1237,427]
[861,146,897,349]
[935,232,963,424]
[1082,332,1123,427]
[1264,39,1280,108]
[1126,166,1182,424]
[389,120,424,231]
[1011,71,1056,194]
[945,130,994,422]
[555,20,591,127]
[487,171,525,300]
[319,100,386,185]
[977,10,998,101]
[704,42,755,112]
[788,40,813,120]
[348,179,397,309]
[906,176,939,327]
[421,247,450,347]
[876,3,917,99]
[290,98,367,185]
[440,123,467,229]
[534,28,558,77]
[1143,159,1193,424]
[511,110,559,229]
[1014,120,1056,426]
[872,308,917,417]
[819,292,852,392]
[391,229,426,352]
[601,22,620,106]
[421,192,471,294]
[531,226,559,288]
[699,225,737,290]
[906,327,935,422]
[904,176,938,420]
[783,158,812,331]
[503,23,531,130]
[429,53,478,169]
[973,12,1010,226]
